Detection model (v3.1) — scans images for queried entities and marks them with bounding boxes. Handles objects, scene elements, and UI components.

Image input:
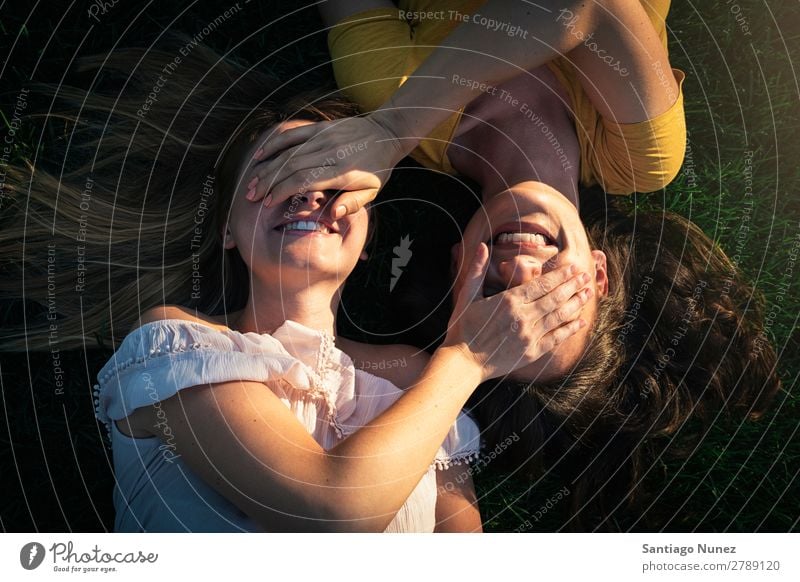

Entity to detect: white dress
[94,319,481,532]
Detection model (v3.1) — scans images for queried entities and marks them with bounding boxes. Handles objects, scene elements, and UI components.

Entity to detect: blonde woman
[2,39,593,532]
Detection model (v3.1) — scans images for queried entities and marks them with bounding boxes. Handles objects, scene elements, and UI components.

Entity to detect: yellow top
[328,0,686,194]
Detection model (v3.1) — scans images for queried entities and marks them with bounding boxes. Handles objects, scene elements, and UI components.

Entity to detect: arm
[136,253,592,532]
[251,1,678,211]
[338,340,431,390]
[375,0,677,138]
[154,344,482,532]
[434,465,482,533]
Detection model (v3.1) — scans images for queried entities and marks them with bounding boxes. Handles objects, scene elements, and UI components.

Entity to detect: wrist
[431,343,487,386]
[370,103,421,162]
[369,106,421,158]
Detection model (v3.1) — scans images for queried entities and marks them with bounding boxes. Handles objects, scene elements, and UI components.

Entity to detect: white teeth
[496,232,548,245]
[281,220,330,234]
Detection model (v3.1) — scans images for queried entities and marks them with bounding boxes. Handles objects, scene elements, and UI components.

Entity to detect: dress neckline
[131,317,353,376]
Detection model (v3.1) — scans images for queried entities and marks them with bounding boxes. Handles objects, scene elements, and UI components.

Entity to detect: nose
[291,190,331,211]
[496,255,544,288]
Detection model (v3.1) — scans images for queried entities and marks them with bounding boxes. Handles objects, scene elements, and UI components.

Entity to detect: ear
[450,241,463,279]
[223,226,237,250]
[591,250,609,297]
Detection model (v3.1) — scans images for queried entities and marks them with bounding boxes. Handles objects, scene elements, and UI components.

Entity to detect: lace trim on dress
[92,339,215,439]
[432,450,480,471]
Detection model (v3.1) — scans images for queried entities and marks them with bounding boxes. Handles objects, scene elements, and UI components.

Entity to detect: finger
[253,142,324,180]
[454,243,490,313]
[254,122,330,162]
[539,285,594,331]
[262,165,344,208]
[330,189,377,219]
[249,147,332,202]
[516,263,578,303]
[536,318,587,354]
[528,271,592,319]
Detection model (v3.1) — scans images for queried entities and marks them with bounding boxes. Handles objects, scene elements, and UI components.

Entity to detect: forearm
[176,346,483,533]
[161,347,482,533]
[324,345,483,529]
[434,466,483,532]
[564,0,678,121]
[372,0,677,144]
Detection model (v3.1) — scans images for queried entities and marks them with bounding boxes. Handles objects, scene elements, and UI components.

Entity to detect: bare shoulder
[132,305,233,334]
[337,338,431,390]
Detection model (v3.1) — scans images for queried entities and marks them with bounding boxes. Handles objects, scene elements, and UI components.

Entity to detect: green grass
[1,0,798,532]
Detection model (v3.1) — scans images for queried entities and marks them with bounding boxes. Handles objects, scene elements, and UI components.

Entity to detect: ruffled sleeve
[93,319,313,432]
[432,412,481,471]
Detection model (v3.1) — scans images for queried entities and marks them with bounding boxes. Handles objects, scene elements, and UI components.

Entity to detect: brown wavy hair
[467,187,781,530]
[0,36,360,351]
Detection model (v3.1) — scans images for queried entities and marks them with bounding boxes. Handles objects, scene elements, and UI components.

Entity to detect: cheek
[345,214,370,250]
[228,201,274,257]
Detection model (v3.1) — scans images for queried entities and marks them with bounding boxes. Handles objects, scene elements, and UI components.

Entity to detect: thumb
[454,243,490,313]
[331,188,378,219]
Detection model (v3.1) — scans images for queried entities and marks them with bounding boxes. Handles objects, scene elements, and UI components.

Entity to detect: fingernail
[246,188,256,200]
[253,147,263,160]
[247,176,258,189]
[334,205,347,219]
[579,319,587,328]
[583,287,593,298]
[568,264,577,275]
[264,194,272,207]
[580,272,590,284]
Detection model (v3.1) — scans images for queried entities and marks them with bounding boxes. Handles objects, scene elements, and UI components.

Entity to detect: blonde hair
[1,36,359,351]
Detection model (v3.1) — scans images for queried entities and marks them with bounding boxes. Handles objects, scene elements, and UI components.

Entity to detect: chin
[278,259,351,281]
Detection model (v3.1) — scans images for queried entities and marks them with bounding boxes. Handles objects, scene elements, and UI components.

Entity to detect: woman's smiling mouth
[274,214,340,236]
[488,221,558,249]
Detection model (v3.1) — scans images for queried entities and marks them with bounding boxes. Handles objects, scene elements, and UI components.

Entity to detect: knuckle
[260,170,277,187]
[554,286,570,303]
[538,336,554,353]
[527,281,545,301]
[282,159,298,175]
[551,330,566,347]
[256,164,272,179]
